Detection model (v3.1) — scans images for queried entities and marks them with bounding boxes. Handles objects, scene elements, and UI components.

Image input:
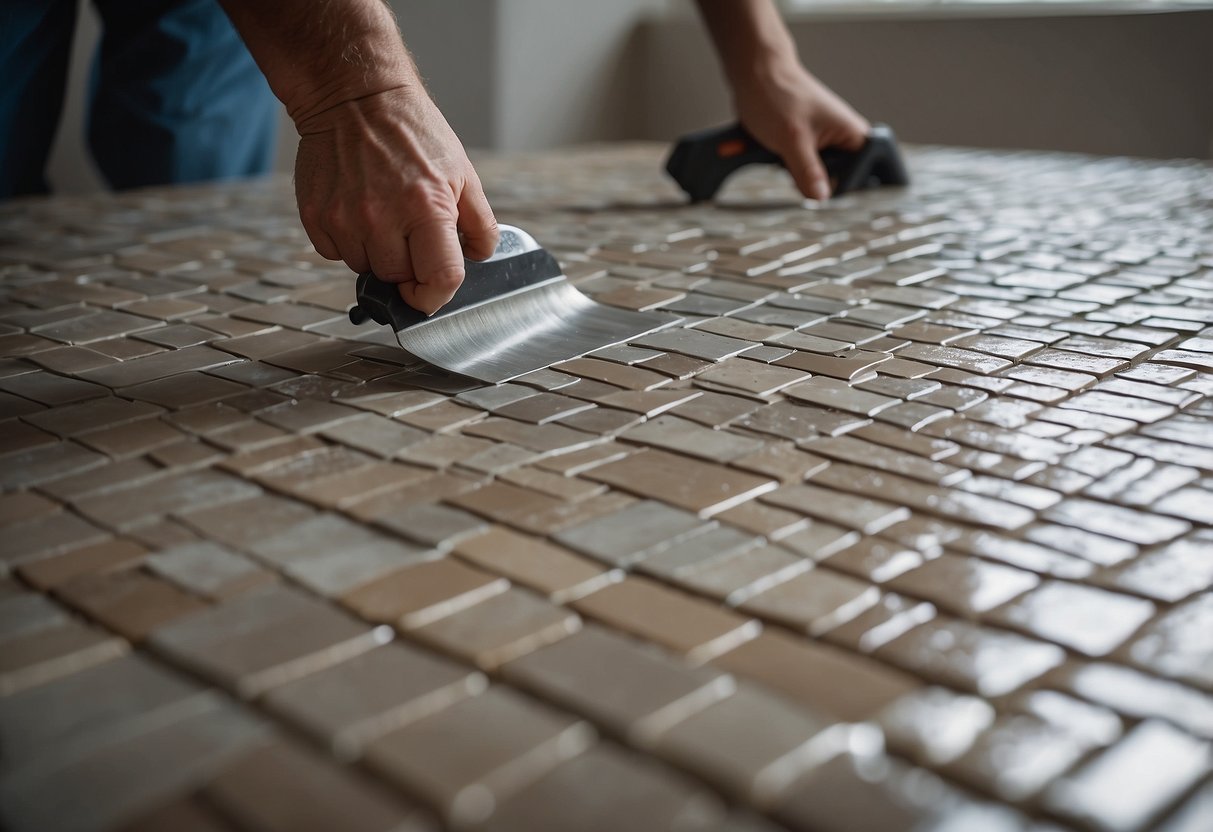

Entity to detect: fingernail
[812,181,831,202]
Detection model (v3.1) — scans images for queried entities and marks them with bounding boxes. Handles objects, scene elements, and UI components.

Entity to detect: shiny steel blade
[394,279,672,383]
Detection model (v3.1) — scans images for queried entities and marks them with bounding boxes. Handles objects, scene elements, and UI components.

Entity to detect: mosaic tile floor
[1,143,1212,832]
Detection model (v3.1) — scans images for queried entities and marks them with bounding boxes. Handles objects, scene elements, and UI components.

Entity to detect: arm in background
[218,0,499,315]
[693,0,869,201]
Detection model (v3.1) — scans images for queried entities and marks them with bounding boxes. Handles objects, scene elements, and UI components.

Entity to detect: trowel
[349,225,672,384]
[666,122,910,203]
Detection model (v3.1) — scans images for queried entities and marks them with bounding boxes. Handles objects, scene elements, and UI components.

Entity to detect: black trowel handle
[665,122,909,203]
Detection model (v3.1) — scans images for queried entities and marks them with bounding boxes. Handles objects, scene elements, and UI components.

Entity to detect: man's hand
[218,0,497,316]
[731,61,869,202]
[294,86,497,315]
[694,0,870,202]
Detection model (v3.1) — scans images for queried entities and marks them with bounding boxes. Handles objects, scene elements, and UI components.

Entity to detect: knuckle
[430,265,465,287]
[402,180,455,218]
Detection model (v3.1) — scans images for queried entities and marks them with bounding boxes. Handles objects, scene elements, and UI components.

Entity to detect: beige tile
[762,483,909,535]
[739,568,880,636]
[202,739,428,832]
[340,558,508,627]
[148,585,385,697]
[571,577,759,662]
[0,620,129,695]
[585,449,777,517]
[16,538,148,590]
[0,698,269,832]
[714,629,919,721]
[364,686,593,825]
[479,744,723,832]
[453,527,611,601]
[651,684,831,806]
[263,642,484,757]
[886,553,1038,616]
[875,618,1064,697]
[501,625,733,742]
[412,587,581,669]
[53,570,210,642]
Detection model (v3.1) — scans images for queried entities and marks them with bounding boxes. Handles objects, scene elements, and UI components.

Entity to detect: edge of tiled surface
[1,144,1212,831]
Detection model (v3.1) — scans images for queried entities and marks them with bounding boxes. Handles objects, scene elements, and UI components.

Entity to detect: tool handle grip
[664,124,780,203]
[665,122,909,203]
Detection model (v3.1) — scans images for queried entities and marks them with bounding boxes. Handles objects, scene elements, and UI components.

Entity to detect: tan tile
[822,592,937,654]
[75,418,186,458]
[53,570,210,642]
[0,491,60,527]
[397,400,486,432]
[480,744,723,832]
[75,468,262,531]
[0,698,269,832]
[0,593,72,645]
[263,643,484,757]
[554,357,668,390]
[0,653,210,773]
[729,442,829,484]
[504,623,734,745]
[714,629,920,721]
[202,739,428,832]
[886,553,1038,616]
[620,415,764,463]
[340,558,508,627]
[16,538,148,590]
[762,483,910,535]
[453,527,611,601]
[0,620,129,695]
[145,541,277,601]
[364,686,593,825]
[672,544,812,605]
[175,492,316,551]
[499,466,606,502]
[571,576,758,662]
[148,585,385,697]
[651,684,831,806]
[116,797,236,832]
[739,567,880,636]
[775,751,978,832]
[446,480,565,524]
[585,448,776,517]
[875,618,1064,697]
[412,587,581,669]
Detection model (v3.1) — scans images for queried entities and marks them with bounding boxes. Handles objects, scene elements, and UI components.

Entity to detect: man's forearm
[217,0,417,124]
[693,0,799,86]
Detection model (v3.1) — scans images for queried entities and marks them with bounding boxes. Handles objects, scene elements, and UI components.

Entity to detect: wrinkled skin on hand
[732,61,870,202]
[293,86,498,315]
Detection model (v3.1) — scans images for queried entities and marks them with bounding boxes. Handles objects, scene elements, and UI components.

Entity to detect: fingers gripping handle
[665,122,910,203]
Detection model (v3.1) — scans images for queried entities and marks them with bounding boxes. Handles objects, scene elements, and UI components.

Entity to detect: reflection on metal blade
[394,279,673,383]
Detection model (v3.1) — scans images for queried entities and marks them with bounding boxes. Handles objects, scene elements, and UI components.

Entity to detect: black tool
[665,122,909,203]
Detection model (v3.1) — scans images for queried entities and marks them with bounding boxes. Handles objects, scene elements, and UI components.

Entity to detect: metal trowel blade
[349,225,674,384]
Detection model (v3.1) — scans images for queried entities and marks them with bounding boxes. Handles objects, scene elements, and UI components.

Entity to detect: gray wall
[641,7,1213,159]
[44,2,1213,195]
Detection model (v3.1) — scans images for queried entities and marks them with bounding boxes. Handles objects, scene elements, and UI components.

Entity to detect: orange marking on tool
[717,139,746,158]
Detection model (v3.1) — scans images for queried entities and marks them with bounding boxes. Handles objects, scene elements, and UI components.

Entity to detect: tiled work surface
[2,144,1212,831]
